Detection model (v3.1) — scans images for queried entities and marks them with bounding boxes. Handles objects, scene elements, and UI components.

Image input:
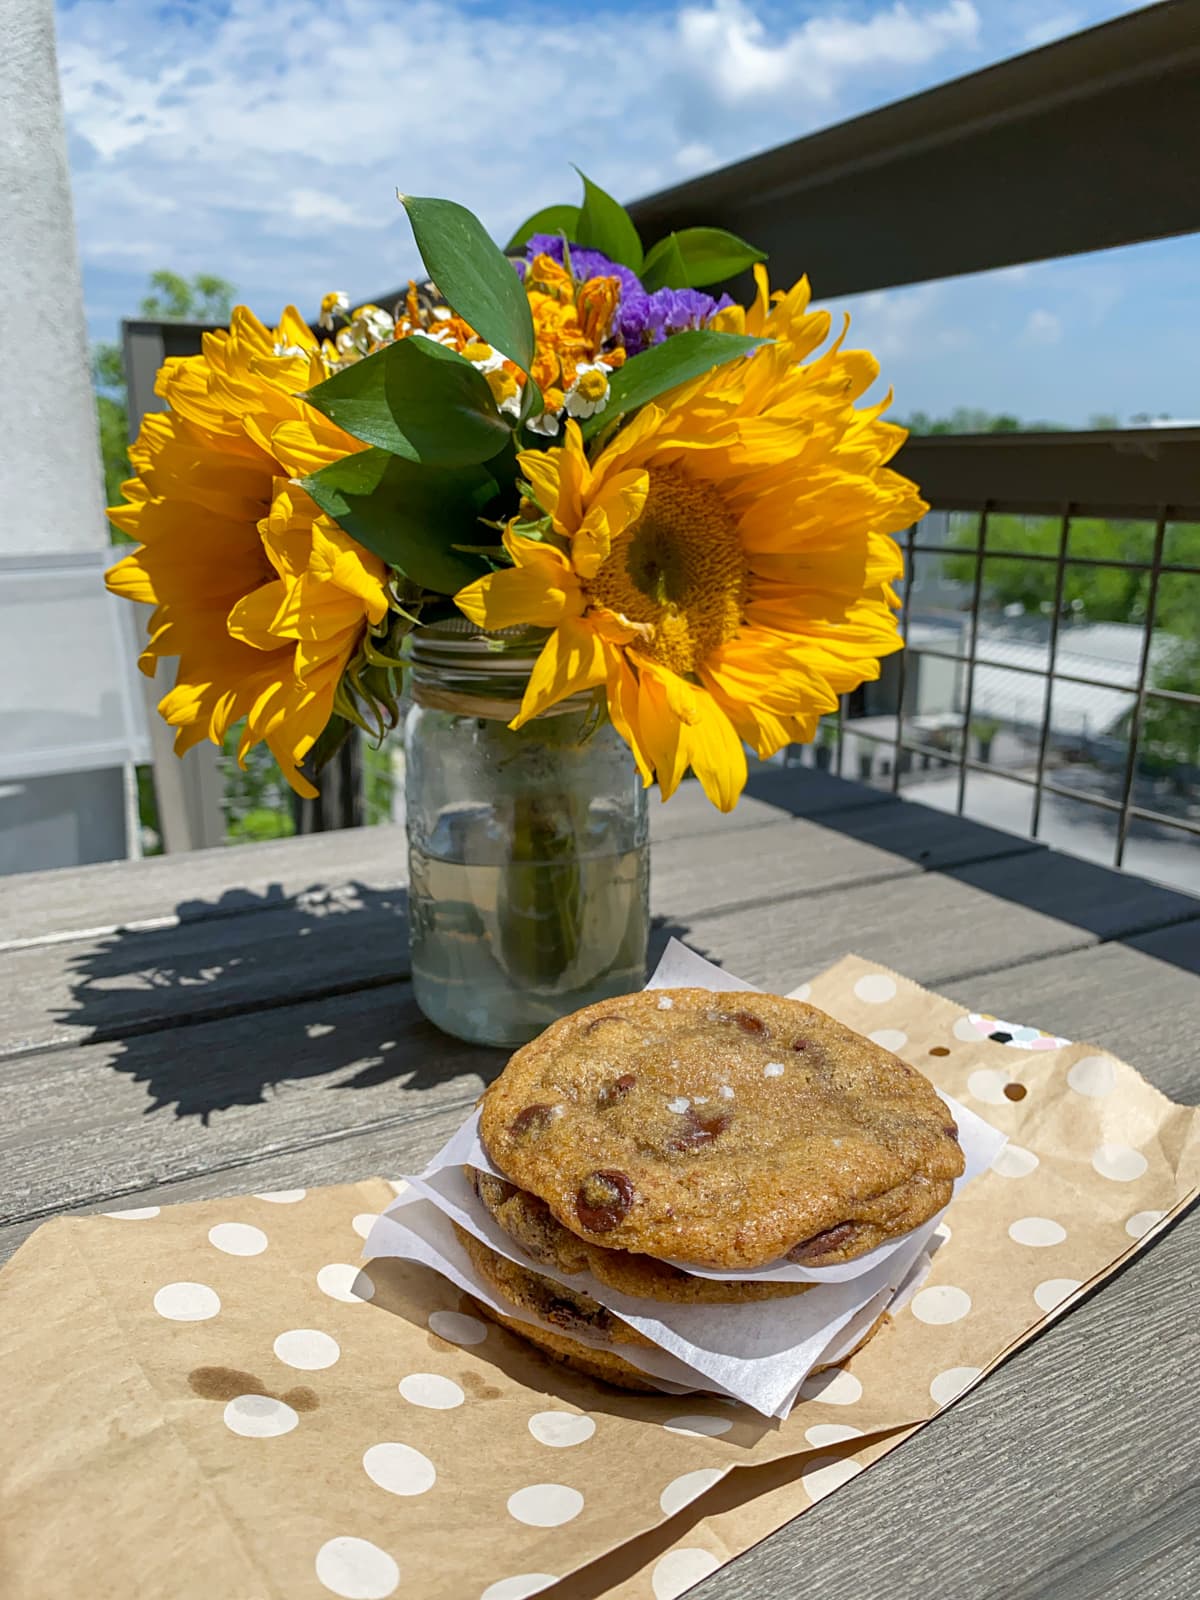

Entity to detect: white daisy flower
[318,290,349,330]
[525,407,562,437]
[564,361,611,419]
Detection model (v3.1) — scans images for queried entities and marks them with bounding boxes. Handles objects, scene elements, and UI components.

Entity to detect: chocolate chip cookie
[478,988,963,1270]
[472,1170,807,1303]
[454,1223,653,1351]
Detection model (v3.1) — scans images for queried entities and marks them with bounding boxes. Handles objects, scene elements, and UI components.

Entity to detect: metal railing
[826,429,1200,874]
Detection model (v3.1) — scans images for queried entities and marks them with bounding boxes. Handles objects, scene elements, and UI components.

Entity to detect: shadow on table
[741,768,1200,977]
[56,878,703,1123]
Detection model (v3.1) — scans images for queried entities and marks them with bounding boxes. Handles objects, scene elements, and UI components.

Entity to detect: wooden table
[2,768,1197,1599]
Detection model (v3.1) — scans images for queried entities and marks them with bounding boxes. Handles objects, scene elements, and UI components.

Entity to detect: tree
[93,270,237,511]
[899,407,1067,435]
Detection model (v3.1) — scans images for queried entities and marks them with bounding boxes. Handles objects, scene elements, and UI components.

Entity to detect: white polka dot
[255,1189,307,1204]
[274,1329,340,1370]
[652,1550,721,1600]
[800,1368,862,1405]
[222,1393,298,1438]
[399,1373,464,1410]
[1092,1144,1148,1183]
[1067,1055,1116,1098]
[480,1578,559,1600]
[791,983,812,1002]
[506,1484,584,1527]
[1008,1216,1067,1248]
[663,1414,734,1438]
[153,1281,220,1321]
[103,1206,160,1219]
[763,1062,785,1078]
[868,1028,908,1054]
[667,1096,691,1113]
[801,1454,864,1501]
[804,1423,864,1448]
[929,1366,981,1406]
[659,1468,725,1517]
[528,1412,595,1448]
[352,1213,381,1240]
[853,973,896,1004]
[1126,1209,1167,1240]
[363,1442,437,1497]
[953,1015,983,1042]
[428,1310,488,1345]
[318,1264,376,1303]
[991,1145,1039,1178]
[208,1222,268,1257]
[910,1285,971,1324]
[656,994,674,1010]
[968,1068,1013,1106]
[1035,1277,1082,1313]
[315,1536,399,1599]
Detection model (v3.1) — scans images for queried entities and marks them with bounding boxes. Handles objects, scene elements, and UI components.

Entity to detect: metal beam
[895,427,1200,519]
[627,1,1200,298]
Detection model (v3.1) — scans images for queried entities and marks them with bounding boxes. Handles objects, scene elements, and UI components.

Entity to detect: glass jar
[404,620,650,1047]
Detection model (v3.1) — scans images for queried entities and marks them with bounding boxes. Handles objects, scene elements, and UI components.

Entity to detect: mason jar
[404,619,650,1047]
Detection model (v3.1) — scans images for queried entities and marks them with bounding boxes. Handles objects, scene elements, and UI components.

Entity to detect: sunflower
[105,306,389,796]
[455,268,926,811]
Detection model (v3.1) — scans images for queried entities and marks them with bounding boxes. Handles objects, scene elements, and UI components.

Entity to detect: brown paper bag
[1,956,1195,1600]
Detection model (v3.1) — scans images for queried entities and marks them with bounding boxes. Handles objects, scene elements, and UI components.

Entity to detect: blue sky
[56,0,1194,425]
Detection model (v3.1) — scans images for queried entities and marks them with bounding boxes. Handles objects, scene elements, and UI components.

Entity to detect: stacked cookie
[463,987,965,1391]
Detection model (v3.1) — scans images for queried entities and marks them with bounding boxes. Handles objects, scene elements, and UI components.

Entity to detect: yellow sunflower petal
[512,617,608,728]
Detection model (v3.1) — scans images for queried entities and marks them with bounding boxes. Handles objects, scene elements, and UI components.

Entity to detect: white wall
[0,0,107,556]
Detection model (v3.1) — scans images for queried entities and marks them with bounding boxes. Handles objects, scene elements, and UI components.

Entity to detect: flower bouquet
[106,171,925,1042]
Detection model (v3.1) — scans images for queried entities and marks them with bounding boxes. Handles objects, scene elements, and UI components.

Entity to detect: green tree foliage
[899,407,1069,435]
[93,270,237,514]
[938,513,1200,775]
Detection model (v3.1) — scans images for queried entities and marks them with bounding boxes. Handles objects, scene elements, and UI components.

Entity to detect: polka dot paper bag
[1,954,1196,1600]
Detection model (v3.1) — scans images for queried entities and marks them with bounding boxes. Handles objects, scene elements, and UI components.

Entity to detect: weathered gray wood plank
[0,769,891,948]
[0,984,499,1227]
[0,810,1037,1057]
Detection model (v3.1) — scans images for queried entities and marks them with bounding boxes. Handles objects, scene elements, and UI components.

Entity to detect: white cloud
[1022,308,1063,344]
[55,0,989,336]
[677,0,980,106]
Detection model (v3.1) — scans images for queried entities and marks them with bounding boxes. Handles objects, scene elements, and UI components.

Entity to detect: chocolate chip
[943,1123,959,1139]
[509,1103,559,1138]
[791,1038,808,1052]
[575,1170,635,1232]
[666,1108,731,1153]
[787,1221,859,1263]
[597,1073,637,1108]
[733,1011,767,1036]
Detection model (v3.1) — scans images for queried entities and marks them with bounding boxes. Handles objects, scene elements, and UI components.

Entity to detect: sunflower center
[586,466,746,677]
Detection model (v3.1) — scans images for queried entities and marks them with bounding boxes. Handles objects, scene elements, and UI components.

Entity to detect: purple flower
[520,236,734,354]
[523,235,643,301]
[617,286,735,353]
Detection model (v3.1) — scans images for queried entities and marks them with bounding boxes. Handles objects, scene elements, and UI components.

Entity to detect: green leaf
[504,204,580,253]
[305,336,511,466]
[578,329,767,439]
[642,227,767,290]
[640,233,690,292]
[399,193,536,373]
[573,169,643,272]
[303,448,498,594]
